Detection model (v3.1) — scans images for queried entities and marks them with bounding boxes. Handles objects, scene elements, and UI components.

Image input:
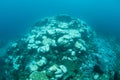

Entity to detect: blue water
[0,0,120,43]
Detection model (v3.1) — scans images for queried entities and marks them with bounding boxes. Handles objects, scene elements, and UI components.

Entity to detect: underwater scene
[0,0,120,80]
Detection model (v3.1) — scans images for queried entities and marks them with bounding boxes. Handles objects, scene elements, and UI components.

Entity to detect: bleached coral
[3,15,118,80]
[48,64,67,79]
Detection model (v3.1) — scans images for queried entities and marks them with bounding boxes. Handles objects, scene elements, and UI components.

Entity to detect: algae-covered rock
[29,71,48,80]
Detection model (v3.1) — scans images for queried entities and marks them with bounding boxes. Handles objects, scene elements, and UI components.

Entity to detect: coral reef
[1,14,120,80]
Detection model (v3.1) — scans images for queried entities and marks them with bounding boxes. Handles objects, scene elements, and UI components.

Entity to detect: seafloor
[0,14,120,80]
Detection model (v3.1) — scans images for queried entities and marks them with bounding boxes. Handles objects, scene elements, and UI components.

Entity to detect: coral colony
[1,15,120,80]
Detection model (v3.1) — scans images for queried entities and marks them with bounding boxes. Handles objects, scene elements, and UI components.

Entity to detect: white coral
[75,39,86,51]
[48,64,67,78]
[37,44,50,53]
[58,22,68,28]
[36,57,47,67]
[57,35,73,47]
